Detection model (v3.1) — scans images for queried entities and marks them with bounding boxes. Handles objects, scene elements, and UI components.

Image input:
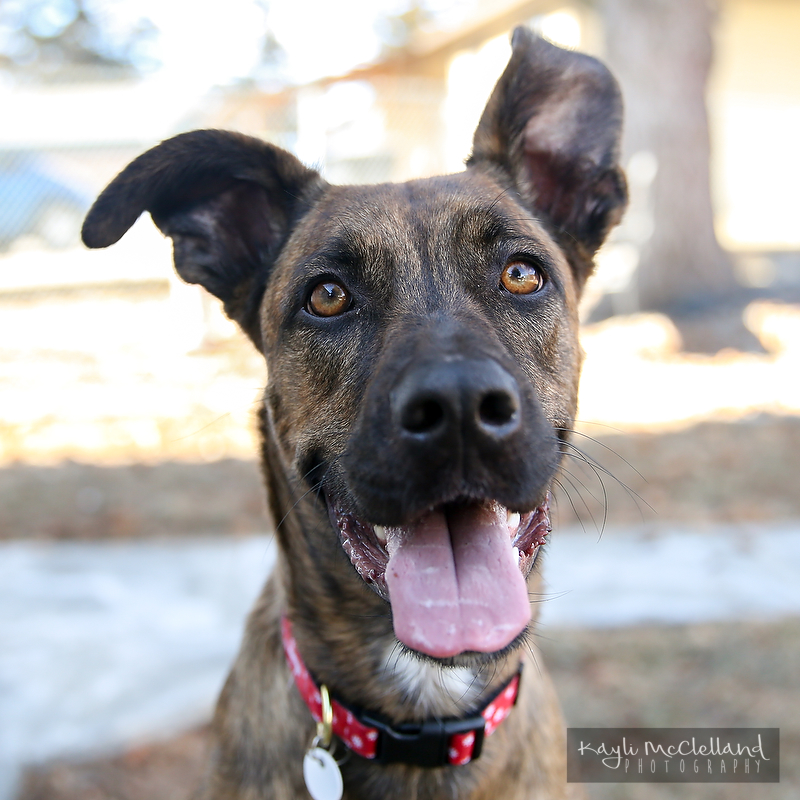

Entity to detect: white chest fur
[380,644,483,717]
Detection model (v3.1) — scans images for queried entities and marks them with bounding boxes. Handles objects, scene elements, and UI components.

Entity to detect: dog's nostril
[401,398,445,434]
[479,390,518,427]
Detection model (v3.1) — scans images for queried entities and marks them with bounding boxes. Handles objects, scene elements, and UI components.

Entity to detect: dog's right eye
[500,260,544,295]
[306,281,352,317]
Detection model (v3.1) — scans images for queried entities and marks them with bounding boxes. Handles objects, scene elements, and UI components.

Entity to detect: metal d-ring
[315,683,333,749]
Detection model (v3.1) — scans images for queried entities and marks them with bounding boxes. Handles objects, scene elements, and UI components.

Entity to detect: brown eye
[500,261,543,295]
[307,281,351,317]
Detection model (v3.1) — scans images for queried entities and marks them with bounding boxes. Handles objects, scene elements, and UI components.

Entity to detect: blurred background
[1,0,799,798]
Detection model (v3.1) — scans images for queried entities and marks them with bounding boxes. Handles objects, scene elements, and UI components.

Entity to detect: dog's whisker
[527,589,571,603]
[487,186,515,215]
[563,448,652,521]
[556,425,648,483]
[518,629,543,679]
[457,667,485,705]
[556,432,653,518]
[561,453,609,530]
[557,464,609,538]
[550,476,590,536]
[557,462,604,507]
[273,477,325,533]
[273,457,342,533]
[166,411,232,442]
[381,640,404,682]
[526,628,559,646]
[168,391,269,444]
[556,466,606,532]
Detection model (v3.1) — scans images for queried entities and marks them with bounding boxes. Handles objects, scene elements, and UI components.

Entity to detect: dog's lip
[329,503,391,598]
[328,495,551,601]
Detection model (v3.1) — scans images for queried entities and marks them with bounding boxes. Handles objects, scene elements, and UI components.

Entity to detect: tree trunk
[599,0,739,315]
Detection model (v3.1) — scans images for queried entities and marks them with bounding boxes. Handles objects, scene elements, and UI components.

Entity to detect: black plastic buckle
[360,712,486,767]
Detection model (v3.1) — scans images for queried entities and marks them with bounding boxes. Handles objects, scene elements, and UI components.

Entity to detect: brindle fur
[82,29,627,800]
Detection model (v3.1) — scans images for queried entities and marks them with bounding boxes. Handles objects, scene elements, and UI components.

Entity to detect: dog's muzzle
[324,347,559,659]
[329,496,551,659]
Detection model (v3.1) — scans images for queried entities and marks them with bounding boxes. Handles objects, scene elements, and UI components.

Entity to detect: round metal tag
[303,747,343,800]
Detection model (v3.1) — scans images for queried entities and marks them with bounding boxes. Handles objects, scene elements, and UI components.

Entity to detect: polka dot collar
[281,616,521,768]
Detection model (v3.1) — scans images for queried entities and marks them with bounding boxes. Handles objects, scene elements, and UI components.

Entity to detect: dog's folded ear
[82,130,324,349]
[469,27,627,266]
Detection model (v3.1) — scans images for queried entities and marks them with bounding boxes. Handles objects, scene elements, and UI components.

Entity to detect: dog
[82,28,626,800]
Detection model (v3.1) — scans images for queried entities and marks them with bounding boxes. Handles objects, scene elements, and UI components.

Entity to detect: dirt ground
[17,617,799,800]
[3,413,800,540]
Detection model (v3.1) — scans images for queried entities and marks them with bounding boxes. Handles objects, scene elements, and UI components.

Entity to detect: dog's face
[261,172,583,657]
[82,29,626,662]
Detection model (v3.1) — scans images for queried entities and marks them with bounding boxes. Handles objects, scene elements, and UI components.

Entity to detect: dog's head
[83,30,626,661]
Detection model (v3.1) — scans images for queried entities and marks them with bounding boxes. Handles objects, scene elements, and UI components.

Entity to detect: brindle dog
[82,28,626,800]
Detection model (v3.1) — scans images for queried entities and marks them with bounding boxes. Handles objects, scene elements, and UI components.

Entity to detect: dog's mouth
[328,496,550,659]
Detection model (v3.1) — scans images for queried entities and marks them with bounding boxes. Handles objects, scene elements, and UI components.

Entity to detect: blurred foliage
[246,0,286,88]
[374,1,433,57]
[0,0,159,82]
[0,0,446,88]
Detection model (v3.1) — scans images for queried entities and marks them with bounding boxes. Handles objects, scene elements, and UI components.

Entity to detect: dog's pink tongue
[385,504,531,658]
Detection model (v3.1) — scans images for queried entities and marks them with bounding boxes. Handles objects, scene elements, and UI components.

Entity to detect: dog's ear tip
[80,223,106,250]
[510,25,614,80]
[510,26,527,49]
[510,26,542,60]
[81,209,127,249]
[509,26,555,54]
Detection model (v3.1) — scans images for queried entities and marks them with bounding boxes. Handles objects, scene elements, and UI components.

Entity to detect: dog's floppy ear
[82,129,325,349]
[468,28,627,266]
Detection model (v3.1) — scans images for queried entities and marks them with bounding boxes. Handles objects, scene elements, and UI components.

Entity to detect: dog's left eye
[500,261,544,295]
[306,281,352,317]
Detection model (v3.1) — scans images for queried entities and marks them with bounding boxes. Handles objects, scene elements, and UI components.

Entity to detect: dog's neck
[379,644,485,718]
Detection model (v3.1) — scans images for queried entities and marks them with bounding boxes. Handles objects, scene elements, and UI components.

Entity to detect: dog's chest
[380,645,483,717]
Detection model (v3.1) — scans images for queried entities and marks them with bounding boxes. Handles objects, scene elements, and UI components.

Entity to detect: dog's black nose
[393,359,521,444]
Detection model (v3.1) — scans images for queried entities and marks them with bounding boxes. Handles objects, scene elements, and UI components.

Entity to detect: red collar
[281,616,521,768]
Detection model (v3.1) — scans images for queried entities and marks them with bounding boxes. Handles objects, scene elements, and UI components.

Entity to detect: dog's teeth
[507,512,520,532]
[374,525,387,544]
[515,546,523,564]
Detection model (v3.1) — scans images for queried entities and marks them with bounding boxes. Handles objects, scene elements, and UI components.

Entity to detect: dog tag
[303,746,343,800]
